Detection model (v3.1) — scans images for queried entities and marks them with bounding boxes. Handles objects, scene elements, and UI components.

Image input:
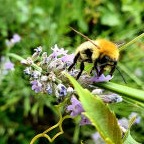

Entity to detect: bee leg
[109,65,116,76]
[93,59,99,76]
[90,67,94,74]
[68,53,80,71]
[76,61,84,79]
[98,66,105,77]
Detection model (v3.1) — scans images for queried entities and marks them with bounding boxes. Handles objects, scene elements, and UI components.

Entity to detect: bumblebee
[68,29,119,80]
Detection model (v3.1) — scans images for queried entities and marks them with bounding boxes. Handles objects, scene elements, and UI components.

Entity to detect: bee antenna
[69,26,100,49]
[115,67,127,84]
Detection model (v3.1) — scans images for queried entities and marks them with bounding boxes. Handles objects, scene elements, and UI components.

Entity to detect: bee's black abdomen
[83,48,93,59]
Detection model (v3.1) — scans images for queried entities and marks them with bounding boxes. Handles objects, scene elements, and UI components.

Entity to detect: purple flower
[118,117,129,132]
[67,96,84,117]
[61,54,75,63]
[51,44,68,58]
[92,132,105,144]
[34,46,42,53]
[4,61,14,70]
[31,70,41,79]
[6,34,21,47]
[23,67,31,75]
[69,69,79,77]
[97,93,123,103]
[46,83,53,95]
[32,46,43,61]
[129,112,141,124]
[42,57,50,64]
[56,84,67,97]
[91,74,113,83]
[11,34,21,43]
[80,114,91,125]
[31,80,42,93]
[41,52,50,64]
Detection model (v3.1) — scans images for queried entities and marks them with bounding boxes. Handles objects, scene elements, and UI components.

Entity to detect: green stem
[7,53,25,61]
[7,53,42,72]
[123,97,144,109]
[119,32,144,51]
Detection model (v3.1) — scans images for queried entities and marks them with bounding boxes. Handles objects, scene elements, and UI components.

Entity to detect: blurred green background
[0,0,144,143]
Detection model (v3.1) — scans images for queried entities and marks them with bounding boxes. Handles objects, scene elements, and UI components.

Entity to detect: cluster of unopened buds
[22,44,123,125]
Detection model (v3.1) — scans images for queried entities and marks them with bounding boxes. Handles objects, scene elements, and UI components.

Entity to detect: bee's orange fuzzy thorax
[97,39,119,60]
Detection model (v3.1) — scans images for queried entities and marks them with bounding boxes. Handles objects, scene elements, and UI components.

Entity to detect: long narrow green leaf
[118,63,144,89]
[66,74,122,144]
[123,131,141,144]
[95,82,144,102]
[119,32,144,51]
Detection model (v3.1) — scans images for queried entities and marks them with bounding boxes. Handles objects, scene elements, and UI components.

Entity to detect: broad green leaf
[66,74,122,144]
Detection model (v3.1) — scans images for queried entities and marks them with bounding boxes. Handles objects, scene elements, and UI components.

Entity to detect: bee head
[99,55,117,67]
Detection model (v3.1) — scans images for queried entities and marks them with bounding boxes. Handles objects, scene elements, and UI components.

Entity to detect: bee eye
[104,56,110,61]
[100,55,110,63]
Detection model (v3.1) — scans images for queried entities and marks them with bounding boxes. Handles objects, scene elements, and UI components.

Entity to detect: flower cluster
[22,44,123,125]
[22,45,74,99]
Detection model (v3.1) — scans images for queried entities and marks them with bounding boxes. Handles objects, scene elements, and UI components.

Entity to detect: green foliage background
[0,0,144,143]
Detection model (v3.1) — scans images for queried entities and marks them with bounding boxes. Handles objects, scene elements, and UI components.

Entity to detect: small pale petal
[61,54,75,63]
[91,74,113,83]
[80,114,91,125]
[4,61,14,70]
[11,34,21,43]
[67,96,84,117]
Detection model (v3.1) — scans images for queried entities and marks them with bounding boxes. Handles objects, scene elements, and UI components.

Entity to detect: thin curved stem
[7,53,42,72]
[30,133,51,144]
[29,105,71,144]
